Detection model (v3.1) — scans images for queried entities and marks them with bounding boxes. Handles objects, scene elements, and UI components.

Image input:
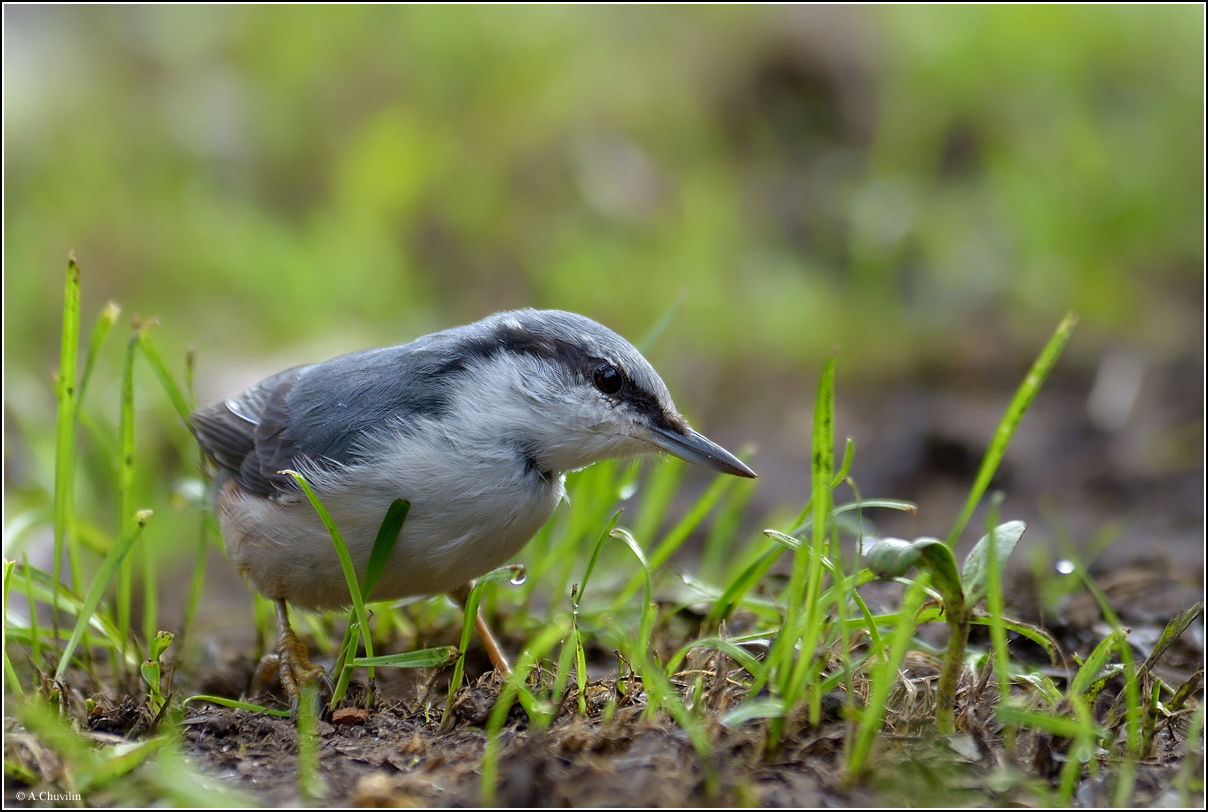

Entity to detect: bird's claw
[251,626,333,716]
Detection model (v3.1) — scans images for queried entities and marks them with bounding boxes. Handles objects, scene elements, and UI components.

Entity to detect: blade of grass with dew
[525,460,633,611]
[562,512,623,713]
[55,509,152,679]
[608,527,655,657]
[844,570,930,783]
[947,313,1076,547]
[53,253,83,646]
[440,564,523,729]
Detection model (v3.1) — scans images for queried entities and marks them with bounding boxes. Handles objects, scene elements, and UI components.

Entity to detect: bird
[191,308,756,704]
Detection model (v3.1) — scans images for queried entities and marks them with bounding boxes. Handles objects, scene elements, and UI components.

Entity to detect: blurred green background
[6,5,1201,372]
[3,7,1203,556]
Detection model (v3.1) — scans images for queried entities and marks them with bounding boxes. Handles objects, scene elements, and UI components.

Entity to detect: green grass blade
[281,469,374,705]
[635,297,682,354]
[3,560,22,695]
[75,301,121,422]
[137,330,196,431]
[947,313,1077,546]
[628,458,685,560]
[441,566,521,729]
[55,509,153,679]
[787,357,836,713]
[117,330,140,663]
[53,253,83,641]
[575,511,623,605]
[184,695,291,717]
[615,467,735,608]
[361,499,410,598]
[845,571,929,783]
[609,527,655,656]
[705,540,785,629]
[8,562,136,667]
[666,636,765,679]
[349,646,458,668]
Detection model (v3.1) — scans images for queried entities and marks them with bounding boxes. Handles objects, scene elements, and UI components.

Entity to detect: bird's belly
[218,471,563,611]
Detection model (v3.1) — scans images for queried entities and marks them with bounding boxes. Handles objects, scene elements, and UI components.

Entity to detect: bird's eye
[593,363,623,395]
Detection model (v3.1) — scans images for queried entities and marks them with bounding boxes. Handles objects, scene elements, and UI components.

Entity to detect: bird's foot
[251,625,333,716]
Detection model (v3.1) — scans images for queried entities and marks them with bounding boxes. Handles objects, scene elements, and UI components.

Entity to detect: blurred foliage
[4,5,1202,387]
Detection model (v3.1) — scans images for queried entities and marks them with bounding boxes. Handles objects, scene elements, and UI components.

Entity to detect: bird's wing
[191,344,460,497]
[192,366,311,496]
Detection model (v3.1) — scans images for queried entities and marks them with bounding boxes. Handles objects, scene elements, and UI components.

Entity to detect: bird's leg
[450,583,512,675]
[250,599,333,712]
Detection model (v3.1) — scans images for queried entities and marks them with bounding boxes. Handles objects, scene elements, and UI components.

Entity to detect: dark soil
[152,573,1200,808]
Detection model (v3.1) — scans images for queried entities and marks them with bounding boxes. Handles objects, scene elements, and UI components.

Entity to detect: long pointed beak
[647,423,757,478]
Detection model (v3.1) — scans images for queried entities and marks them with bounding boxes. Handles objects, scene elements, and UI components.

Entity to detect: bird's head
[444,309,757,480]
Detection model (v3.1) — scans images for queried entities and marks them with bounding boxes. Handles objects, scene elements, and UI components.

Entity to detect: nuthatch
[192,309,756,702]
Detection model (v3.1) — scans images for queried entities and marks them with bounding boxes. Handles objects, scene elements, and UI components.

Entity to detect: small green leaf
[149,630,174,661]
[914,537,964,609]
[864,537,922,578]
[961,520,1027,606]
[1071,628,1127,699]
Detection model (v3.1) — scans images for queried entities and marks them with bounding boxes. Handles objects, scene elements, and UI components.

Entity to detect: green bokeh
[5,5,1202,386]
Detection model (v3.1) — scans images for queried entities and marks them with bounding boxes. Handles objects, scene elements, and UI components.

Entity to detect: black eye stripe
[593,363,624,395]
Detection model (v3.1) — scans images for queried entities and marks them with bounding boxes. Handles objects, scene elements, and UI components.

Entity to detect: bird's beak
[647,423,757,478]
